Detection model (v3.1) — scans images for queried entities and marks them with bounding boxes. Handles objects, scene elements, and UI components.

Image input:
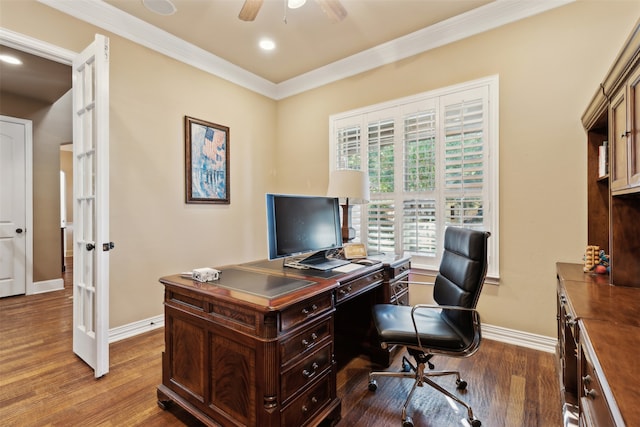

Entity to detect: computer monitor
[266,193,348,270]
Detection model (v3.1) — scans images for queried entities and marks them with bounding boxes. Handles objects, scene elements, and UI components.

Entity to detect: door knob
[86,243,95,251]
[16,228,23,234]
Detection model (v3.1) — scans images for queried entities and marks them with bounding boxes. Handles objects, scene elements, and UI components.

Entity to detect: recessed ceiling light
[0,54,22,65]
[259,39,276,51]
[142,0,177,16]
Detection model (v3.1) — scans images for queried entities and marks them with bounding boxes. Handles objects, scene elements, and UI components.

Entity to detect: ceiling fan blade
[239,0,263,21]
[316,0,347,23]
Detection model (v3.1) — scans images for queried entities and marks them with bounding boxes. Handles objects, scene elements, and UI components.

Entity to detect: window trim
[329,75,500,280]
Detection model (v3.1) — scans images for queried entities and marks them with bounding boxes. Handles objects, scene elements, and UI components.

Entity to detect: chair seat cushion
[372,304,468,352]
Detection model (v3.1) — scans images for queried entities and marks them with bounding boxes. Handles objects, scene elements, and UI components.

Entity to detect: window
[330,76,499,279]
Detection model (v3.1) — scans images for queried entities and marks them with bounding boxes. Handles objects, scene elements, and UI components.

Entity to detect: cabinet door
[628,66,640,188]
[610,88,628,192]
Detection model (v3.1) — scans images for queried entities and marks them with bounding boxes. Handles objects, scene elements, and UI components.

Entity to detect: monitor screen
[266,193,343,260]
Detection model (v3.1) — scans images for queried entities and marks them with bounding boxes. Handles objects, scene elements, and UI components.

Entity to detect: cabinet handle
[301,333,319,348]
[584,386,597,399]
[302,362,319,378]
[339,285,352,295]
[301,397,319,414]
[302,304,318,315]
[582,374,592,385]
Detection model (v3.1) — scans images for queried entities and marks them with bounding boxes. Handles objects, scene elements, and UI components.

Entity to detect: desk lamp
[327,170,370,243]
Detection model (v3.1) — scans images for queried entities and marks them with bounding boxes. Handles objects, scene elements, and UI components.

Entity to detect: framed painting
[184,116,230,204]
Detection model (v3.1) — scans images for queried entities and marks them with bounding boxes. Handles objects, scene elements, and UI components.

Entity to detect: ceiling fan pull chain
[283,0,288,24]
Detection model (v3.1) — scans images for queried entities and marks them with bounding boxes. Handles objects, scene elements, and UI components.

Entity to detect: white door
[0,116,32,298]
[72,34,111,378]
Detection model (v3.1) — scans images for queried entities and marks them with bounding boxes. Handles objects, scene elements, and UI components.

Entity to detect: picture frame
[184,116,230,204]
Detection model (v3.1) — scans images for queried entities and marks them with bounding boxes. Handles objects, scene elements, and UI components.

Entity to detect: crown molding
[37,0,574,100]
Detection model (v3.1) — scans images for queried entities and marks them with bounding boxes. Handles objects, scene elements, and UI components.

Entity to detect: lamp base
[341,226,355,243]
[341,203,355,243]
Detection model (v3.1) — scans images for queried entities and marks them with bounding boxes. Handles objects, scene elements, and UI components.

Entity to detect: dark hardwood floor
[0,266,562,426]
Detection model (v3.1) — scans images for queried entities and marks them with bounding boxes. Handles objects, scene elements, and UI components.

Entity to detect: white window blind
[330,76,499,279]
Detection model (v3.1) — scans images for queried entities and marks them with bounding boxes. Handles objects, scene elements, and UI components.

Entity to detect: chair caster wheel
[402,416,414,427]
[469,418,481,427]
[368,380,378,391]
[456,379,467,390]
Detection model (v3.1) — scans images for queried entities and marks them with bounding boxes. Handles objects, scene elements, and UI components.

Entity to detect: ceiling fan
[239,0,347,23]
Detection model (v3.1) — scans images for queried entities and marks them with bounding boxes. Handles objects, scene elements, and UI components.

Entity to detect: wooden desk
[556,263,640,426]
[157,256,409,427]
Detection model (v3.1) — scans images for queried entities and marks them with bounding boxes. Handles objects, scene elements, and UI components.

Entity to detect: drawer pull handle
[339,285,352,296]
[301,397,319,414]
[303,362,319,378]
[302,304,318,315]
[584,387,597,399]
[301,333,319,348]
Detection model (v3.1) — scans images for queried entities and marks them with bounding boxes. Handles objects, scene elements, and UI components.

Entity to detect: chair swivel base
[368,359,481,427]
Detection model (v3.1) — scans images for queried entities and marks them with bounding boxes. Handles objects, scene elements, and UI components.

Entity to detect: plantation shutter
[442,89,486,229]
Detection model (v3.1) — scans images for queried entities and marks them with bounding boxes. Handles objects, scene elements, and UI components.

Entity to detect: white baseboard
[31,278,64,294]
[483,323,556,353]
[108,314,164,343]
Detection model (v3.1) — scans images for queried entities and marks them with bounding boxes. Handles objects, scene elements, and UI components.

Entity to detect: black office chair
[368,227,490,427]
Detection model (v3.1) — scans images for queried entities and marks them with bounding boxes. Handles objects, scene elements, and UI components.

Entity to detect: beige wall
[275,1,640,337]
[2,0,639,336]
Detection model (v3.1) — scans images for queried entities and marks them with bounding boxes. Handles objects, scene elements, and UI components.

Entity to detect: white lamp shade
[327,170,370,204]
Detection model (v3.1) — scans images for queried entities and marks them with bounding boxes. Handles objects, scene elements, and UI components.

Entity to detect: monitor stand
[298,250,350,271]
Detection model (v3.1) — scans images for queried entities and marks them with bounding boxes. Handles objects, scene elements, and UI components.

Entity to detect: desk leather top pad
[215,268,316,298]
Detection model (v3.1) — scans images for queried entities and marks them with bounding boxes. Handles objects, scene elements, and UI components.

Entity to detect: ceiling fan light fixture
[288,0,307,9]
[142,0,177,16]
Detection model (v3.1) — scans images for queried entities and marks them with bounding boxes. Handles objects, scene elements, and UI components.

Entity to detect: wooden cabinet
[610,66,640,193]
[556,263,640,426]
[582,19,640,288]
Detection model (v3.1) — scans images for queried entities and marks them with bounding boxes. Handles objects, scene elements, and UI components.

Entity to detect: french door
[72,34,111,378]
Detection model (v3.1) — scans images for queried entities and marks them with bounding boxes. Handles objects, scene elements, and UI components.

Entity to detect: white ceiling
[1,0,573,102]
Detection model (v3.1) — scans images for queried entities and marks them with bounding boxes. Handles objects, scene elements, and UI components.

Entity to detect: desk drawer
[280,317,332,366]
[281,371,332,427]
[336,270,384,304]
[387,260,411,280]
[280,292,333,333]
[281,342,333,404]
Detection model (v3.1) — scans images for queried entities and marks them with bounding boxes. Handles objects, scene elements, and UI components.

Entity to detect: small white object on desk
[192,267,221,282]
[332,263,365,273]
